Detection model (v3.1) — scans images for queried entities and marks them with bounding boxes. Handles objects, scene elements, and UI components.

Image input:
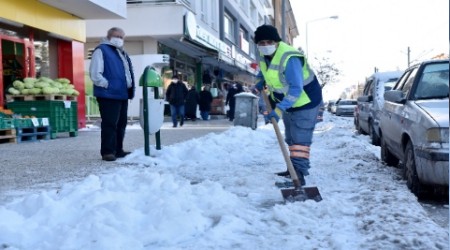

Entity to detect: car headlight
[426,128,449,143]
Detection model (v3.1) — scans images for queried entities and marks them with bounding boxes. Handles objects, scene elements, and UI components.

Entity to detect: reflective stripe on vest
[258,42,313,108]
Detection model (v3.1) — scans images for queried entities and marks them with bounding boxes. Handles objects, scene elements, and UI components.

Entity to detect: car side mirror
[384,90,405,104]
[357,96,370,102]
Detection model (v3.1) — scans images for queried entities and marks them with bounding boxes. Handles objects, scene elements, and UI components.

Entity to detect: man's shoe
[275,170,290,177]
[102,154,116,161]
[116,151,131,158]
[180,120,184,126]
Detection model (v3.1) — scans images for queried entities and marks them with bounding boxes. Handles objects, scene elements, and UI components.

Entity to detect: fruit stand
[0,76,79,143]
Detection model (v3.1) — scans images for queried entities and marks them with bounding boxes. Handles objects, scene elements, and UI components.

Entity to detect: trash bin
[233,92,258,130]
[139,98,165,134]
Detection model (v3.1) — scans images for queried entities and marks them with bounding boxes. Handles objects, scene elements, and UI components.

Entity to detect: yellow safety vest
[258,42,315,108]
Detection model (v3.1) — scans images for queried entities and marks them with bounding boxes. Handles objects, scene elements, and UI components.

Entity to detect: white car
[334,99,357,116]
[355,71,402,145]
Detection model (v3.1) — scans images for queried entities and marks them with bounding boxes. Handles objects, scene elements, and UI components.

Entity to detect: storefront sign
[185,12,229,57]
[184,12,256,75]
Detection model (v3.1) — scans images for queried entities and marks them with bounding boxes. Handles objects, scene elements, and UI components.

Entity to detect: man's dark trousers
[97,97,128,156]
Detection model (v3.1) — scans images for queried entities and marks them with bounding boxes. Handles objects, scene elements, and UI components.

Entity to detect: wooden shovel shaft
[260,91,301,188]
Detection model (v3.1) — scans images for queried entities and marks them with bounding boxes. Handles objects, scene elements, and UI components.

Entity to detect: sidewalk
[0,117,235,204]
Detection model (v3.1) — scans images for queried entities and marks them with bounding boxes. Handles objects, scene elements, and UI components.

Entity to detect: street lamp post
[305,15,338,58]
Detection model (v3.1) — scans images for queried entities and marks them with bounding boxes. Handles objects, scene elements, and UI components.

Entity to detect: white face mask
[257,44,277,56]
[110,37,124,47]
[172,79,178,83]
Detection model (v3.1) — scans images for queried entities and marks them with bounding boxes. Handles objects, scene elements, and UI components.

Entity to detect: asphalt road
[0,118,233,204]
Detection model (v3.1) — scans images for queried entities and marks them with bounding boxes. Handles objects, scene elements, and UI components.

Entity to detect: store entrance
[0,36,34,107]
[2,39,25,90]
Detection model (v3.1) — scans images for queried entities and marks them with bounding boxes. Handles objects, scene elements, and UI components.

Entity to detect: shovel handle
[261,91,301,188]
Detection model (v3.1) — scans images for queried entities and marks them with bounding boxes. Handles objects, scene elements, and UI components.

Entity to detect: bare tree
[310,56,340,88]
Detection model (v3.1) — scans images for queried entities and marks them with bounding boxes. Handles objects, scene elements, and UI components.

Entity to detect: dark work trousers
[97,97,128,156]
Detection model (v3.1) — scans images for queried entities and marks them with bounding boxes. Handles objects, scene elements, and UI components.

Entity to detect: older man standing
[89,27,135,161]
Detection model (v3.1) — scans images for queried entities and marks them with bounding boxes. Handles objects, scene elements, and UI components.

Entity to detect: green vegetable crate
[7,100,78,139]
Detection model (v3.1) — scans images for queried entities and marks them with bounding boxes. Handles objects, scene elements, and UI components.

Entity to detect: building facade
[85,0,297,117]
[0,0,299,125]
[0,0,126,128]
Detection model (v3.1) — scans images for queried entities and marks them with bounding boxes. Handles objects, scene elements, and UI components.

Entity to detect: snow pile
[0,114,447,249]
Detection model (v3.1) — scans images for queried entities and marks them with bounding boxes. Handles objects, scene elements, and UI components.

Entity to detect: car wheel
[404,141,426,197]
[355,120,365,134]
[380,135,399,166]
[369,122,380,146]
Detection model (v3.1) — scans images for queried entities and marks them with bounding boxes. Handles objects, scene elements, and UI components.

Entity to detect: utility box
[234,92,258,130]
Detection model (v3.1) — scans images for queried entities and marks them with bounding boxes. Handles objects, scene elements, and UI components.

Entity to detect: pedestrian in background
[253,24,323,186]
[226,82,244,121]
[185,85,199,121]
[89,27,135,161]
[199,85,213,120]
[166,75,188,127]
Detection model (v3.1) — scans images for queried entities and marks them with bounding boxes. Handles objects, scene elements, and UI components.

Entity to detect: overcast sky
[290,0,449,99]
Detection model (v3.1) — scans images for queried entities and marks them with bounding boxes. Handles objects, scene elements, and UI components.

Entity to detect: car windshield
[413,62,449,100]
[339,100,357,105]
[383,79,398,91]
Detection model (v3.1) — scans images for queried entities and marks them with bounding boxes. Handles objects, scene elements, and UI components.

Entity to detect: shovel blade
[281,186,322,202]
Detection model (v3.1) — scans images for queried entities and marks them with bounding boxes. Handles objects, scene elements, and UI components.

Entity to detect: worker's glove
[266,108,282,123]
[254,81,265,93]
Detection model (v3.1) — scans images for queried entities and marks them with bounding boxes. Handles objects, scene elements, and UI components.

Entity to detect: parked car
[326,100,336,112]
[353,105,359,128]
[335,99,357,116]
[355,71,402,145]
[316,101,325,123]
[379,59,449,196]
[330,101,338,114]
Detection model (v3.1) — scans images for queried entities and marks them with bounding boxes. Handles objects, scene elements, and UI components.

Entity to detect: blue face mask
[257,45,277,55]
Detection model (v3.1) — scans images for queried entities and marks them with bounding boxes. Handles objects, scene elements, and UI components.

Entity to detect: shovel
[261,91,322,202]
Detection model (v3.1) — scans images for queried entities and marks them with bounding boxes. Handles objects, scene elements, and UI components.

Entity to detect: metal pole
[305,16,339,58]
[142,69,150,156]
[154,86,161,150]
[281,0,286,41]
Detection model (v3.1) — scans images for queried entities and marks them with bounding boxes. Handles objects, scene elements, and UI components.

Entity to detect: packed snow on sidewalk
[0,114,448,250]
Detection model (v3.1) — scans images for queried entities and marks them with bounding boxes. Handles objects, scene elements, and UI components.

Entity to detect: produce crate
[7,101,78,139]
[12,118,33,128]
[0,118,14,129]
